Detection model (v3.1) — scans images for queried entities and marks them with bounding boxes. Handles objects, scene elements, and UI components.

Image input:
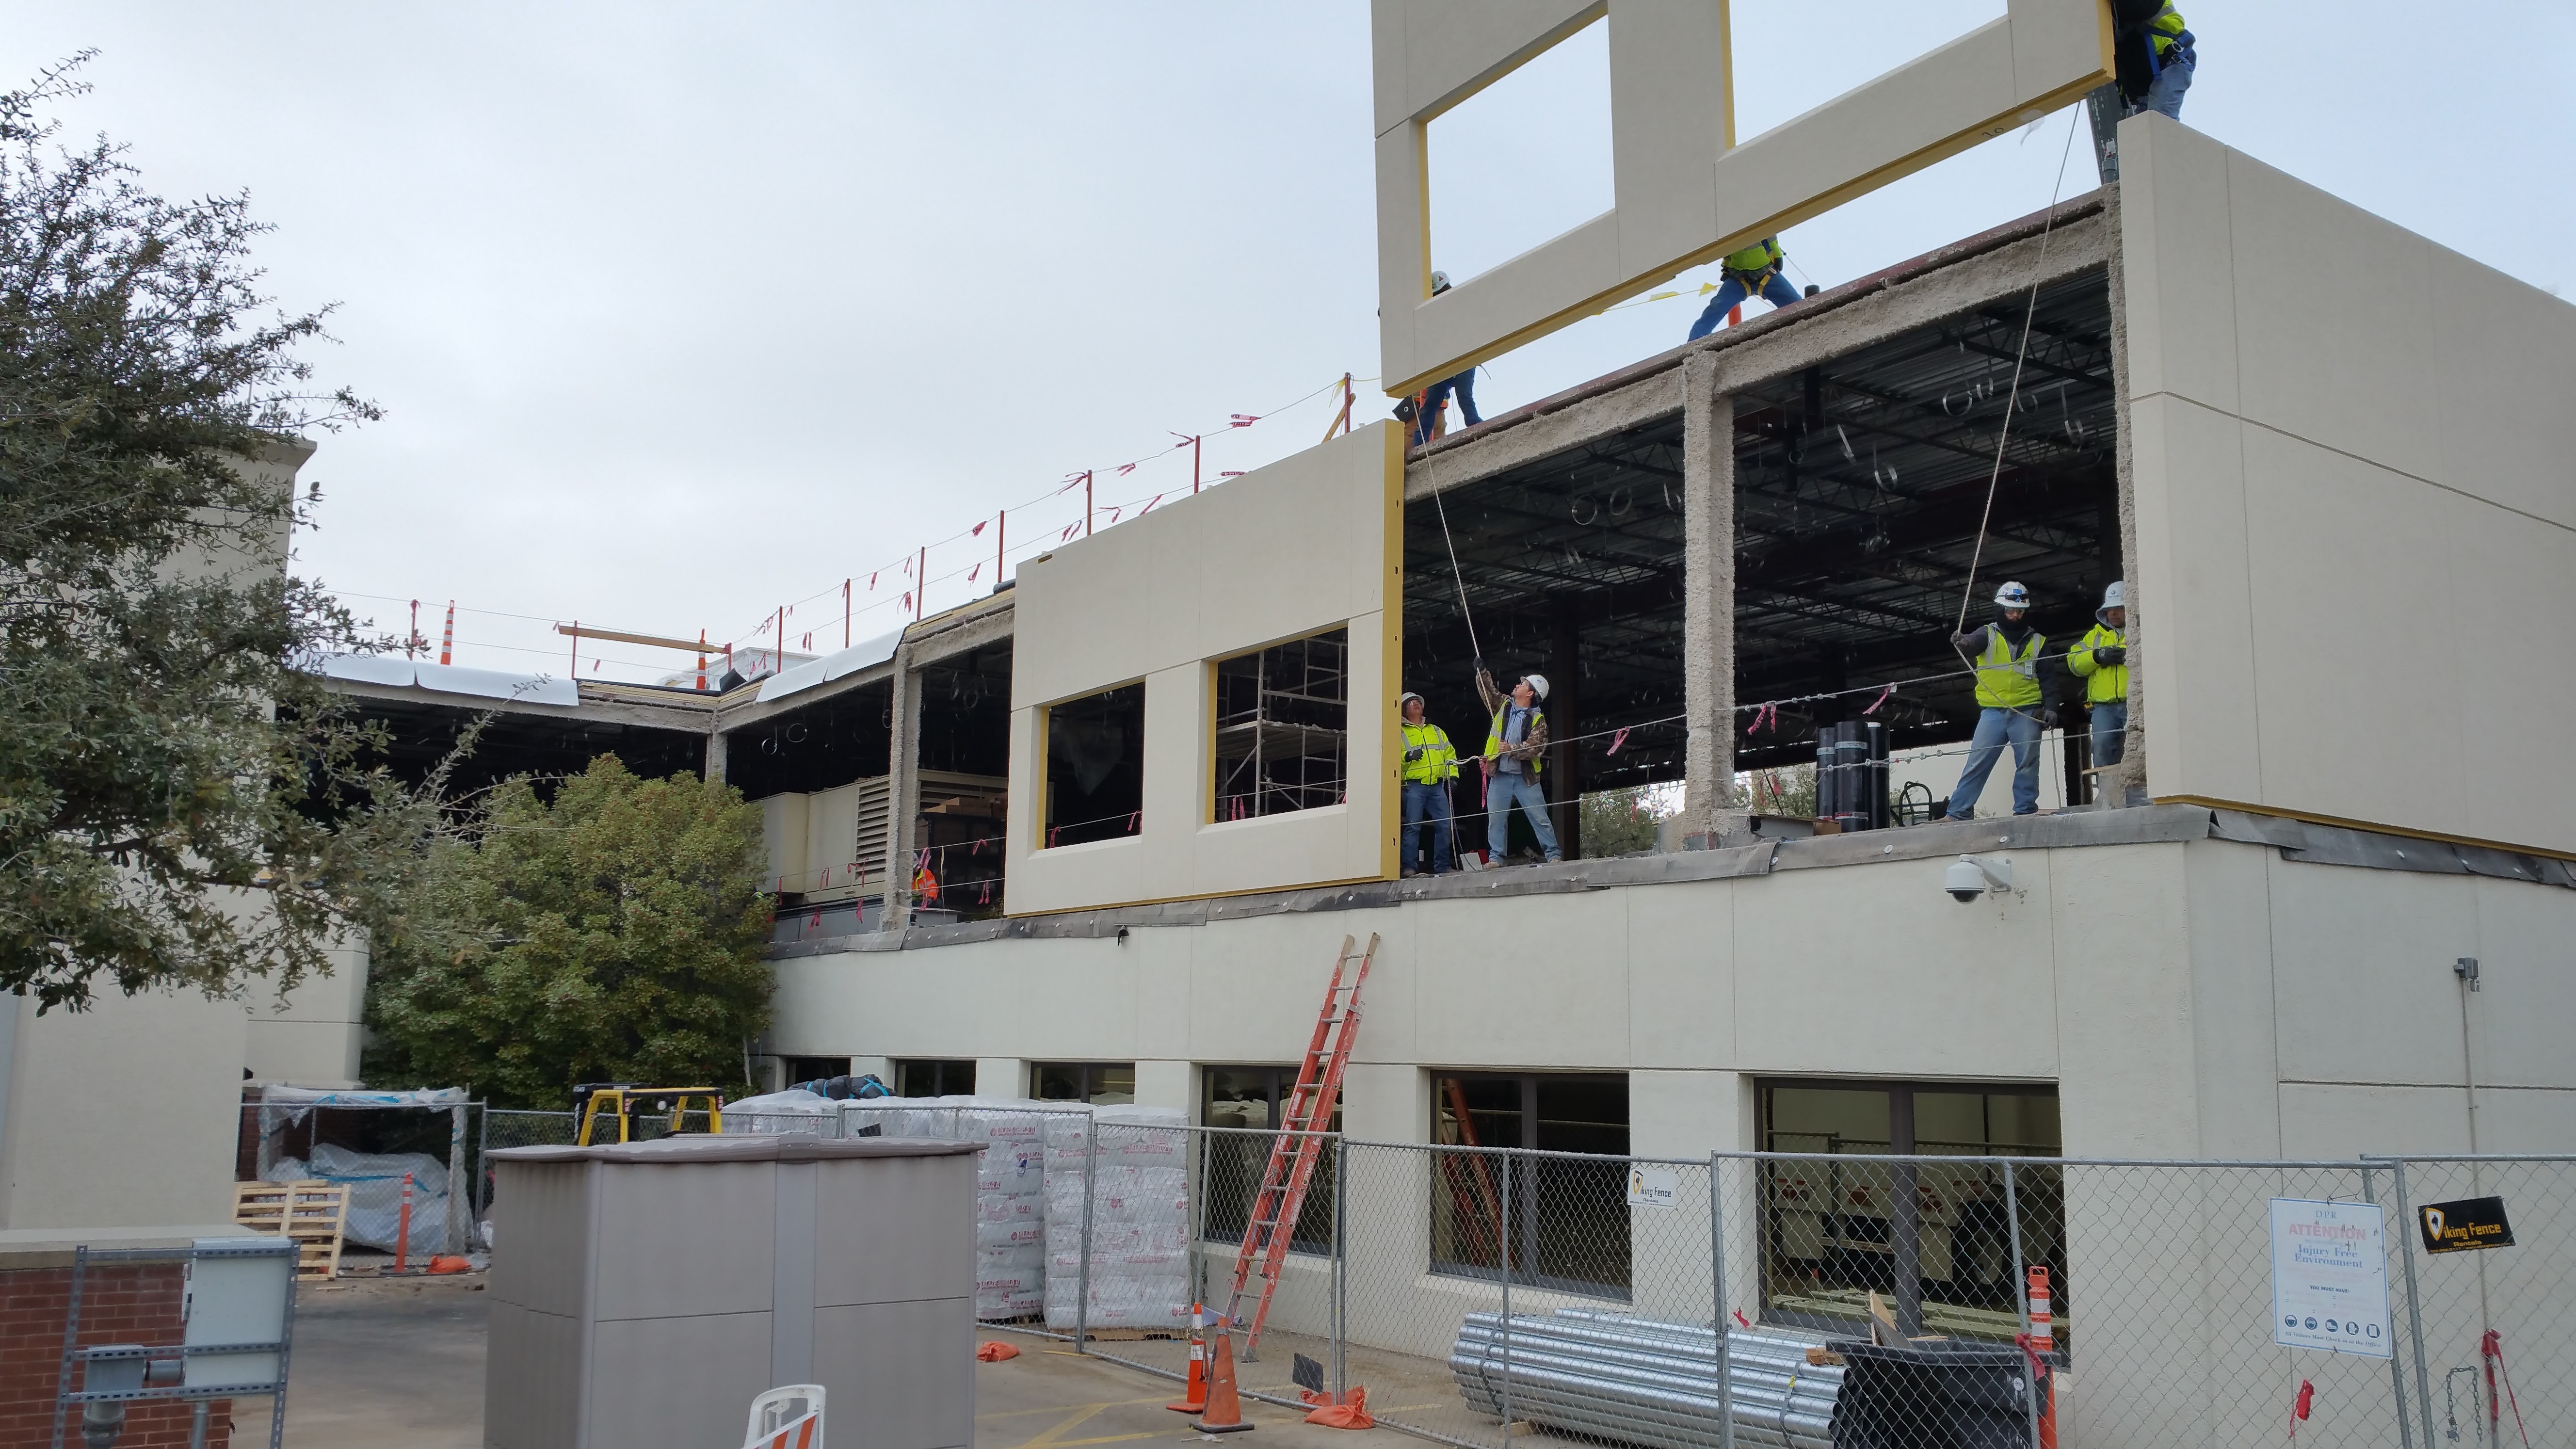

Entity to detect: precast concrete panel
[2120,113,2576,854]
[1372,0,2111,393]
[2466,878,2576,1091]
[1007,425,1402,915]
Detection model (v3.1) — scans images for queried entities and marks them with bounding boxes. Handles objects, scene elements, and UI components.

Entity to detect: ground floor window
[1430,1072,1630,1297]
[1757,1080,2061,1342]
[782,1056,850,1085]
[894,1059,974,1097]
[1031,1062,1135,1104]
[1202,1065,1340,1253]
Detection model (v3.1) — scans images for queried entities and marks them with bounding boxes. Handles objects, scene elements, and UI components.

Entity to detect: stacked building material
[1450,1309,1843,1449]
[1042,1105,1192,1333]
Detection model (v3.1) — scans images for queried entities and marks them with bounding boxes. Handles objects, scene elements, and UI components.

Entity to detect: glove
[2036,706,2060,729]
[2094,645,2127,666]
[1404,747,1424,762]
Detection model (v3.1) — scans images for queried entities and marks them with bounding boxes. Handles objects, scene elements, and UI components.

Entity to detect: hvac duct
[1449,1309,1844,1449]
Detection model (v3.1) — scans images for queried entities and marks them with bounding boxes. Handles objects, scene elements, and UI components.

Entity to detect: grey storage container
[485,1133,979,1449]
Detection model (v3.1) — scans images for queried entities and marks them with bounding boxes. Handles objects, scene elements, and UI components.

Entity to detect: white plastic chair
[743,1384,825,1449]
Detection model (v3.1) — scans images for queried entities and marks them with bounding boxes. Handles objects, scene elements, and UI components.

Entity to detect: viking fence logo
[2418,1197,2515,1254]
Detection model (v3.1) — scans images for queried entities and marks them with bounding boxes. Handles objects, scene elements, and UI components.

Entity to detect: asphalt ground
[220,1282,1449,1448]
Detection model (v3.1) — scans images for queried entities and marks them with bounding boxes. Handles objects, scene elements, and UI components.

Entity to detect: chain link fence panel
[2385,1156,2575,1449]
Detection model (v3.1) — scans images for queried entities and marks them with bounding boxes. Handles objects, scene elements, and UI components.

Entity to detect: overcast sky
[6,3,2568,682]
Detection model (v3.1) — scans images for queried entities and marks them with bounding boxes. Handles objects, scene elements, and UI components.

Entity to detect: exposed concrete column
[2102,178,2148,802]
[881,639,922,932]
[1679,354,1738,839]
[704,728,728,785]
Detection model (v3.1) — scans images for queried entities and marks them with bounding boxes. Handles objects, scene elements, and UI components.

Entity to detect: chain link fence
[450,1103,2576,1449]
[2383,1156,2574,1449]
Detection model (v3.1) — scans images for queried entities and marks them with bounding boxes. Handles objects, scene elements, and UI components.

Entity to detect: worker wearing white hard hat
[1474,664,1560,864]
[2069,581,2131,788]
[1396,691,1461,876]
[1408,270,1485,448]
[1944,582,2058,819]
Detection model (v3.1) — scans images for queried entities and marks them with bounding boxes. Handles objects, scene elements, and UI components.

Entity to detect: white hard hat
[1994,581,2031,609]
[2101,580,2125,610]
[1431,270,1452,293]
[1521,673,1549,701]
[1396,691,1424,711]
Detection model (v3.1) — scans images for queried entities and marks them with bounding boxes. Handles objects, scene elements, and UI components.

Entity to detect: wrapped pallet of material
[846,1095,1056,1320]
[1041,1105,1191,1333]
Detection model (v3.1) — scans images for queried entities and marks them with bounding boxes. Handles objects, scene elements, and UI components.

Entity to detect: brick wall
[0,1263,233,1449]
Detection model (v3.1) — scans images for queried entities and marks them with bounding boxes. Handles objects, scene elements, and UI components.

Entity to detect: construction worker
[2068,580,2130,779]
[1944,582,2057,820]
[2111,0,2194,121]
[1687,238,1801,340]
[1412,272,1483,446]
[1396,692,1460,876]
[1476,665,1560,864]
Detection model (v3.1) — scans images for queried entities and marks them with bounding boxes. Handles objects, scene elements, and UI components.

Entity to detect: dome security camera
[1946,854,2012,902]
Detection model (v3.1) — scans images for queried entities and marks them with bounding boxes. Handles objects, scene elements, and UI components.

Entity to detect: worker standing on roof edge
[1687,237,1802,341]
[1397,692,1460,877]
[1945,583,2057,820]
[1410,272,1484,447]
[2068,581,2130,791]
[1476,665,1561,864]
[2112,0,2194,121]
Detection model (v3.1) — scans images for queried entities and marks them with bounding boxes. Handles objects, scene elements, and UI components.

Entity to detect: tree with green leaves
[364,757,774,1108]
[0,53,429,1012]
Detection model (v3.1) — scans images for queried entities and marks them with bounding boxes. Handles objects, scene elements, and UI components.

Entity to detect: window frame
[892,1059,975,1098]
[1428,1070,1631,1300]
[1028,1061,1137,1105]
[1208,628,1351,824]
[1753,1077,2062,1341]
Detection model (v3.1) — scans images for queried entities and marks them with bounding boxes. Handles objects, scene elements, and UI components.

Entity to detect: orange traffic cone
[1167,1303,1209,1413]
[1192,1327,1255,1434]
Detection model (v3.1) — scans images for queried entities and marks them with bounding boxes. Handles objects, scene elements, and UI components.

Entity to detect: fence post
[1191,1128,1209,1314]
[1077,1112,1096,1352]
[2004,1159,2039,1449]
[1498,1144,1513,1446]
[1710,1152,1736,1449]
[475,1102,490,1219]
[1332,1133,1348,1402]
[2359,1160,2411,1444]
[2378,1159,2436,1449]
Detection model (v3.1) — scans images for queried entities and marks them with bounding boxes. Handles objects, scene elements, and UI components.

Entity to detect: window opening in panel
[1211,628,1349,822]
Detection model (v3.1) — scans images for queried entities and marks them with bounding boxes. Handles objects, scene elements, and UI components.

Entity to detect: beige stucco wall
[0,987,250,1229]
[241,934,369,1088]
[777,837,2574,1162]
[1003,423,1404,915]
[2122,114,2576,856]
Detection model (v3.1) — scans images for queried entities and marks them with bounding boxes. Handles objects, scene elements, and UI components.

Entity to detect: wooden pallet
[233,1179,348,1280]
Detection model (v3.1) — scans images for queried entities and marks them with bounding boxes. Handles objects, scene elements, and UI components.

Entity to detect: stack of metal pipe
[1449,1308,1843,1449]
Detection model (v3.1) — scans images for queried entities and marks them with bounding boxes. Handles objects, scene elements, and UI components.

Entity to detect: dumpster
[1827,1338,2056,1449]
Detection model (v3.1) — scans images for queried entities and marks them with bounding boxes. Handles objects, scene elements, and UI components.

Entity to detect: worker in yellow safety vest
[1944,582,2059,820]
[2111,0,2194,121]
[1476,666,1560,864]
[1689,237,1805,340]
[1396,692,1460,877]
[1407,272,1485,447]
[2068,580,2131,781]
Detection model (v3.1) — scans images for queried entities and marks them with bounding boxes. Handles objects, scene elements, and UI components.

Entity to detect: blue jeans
[1401,781,1455,873]
[2090,700,2127,772]
[1689,270,1803,340]
[1413,369,1481,446]
[1486,770,1560,862]
[2137,42,2192,121]
[1947,707,2044,819]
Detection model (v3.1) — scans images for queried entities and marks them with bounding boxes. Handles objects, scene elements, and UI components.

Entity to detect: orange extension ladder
[1220,932,1376,1358]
